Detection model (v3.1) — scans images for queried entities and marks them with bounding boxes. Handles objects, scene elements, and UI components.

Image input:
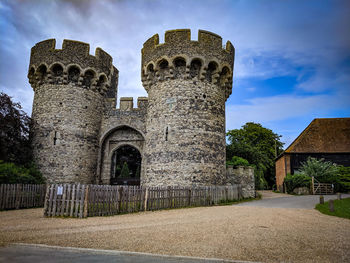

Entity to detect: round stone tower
[141,29,234,186]
[28,39,118,183]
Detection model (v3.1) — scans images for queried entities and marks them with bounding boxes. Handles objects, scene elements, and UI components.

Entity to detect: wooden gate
[312,177,334,195]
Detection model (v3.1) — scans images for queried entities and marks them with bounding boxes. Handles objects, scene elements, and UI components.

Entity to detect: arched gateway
[110,145,142,185]
[98,125,145,185]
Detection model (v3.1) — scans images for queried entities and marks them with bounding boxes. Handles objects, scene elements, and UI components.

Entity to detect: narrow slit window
[165,127,168,141]
[53,131,57,145]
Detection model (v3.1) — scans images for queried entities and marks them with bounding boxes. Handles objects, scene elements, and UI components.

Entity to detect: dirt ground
[0,198,349,263]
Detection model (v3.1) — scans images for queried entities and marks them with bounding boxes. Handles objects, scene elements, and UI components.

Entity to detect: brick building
[275,118,350,191]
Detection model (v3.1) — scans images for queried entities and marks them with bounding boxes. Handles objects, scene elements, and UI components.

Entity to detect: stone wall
[226,165,255,198]
[142,78,226,186]
[31,84,104,183]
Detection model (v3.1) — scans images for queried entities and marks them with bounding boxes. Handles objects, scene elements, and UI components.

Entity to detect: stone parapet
[28,39,118,97]
[115,97,149,112]
[141,29,234,100]
[226,165,255,198]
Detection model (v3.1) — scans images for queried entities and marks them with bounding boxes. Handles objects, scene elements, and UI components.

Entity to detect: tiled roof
[284,118,350,153]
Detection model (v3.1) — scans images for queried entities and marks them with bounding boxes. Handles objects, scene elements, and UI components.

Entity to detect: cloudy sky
[1,0,349,147]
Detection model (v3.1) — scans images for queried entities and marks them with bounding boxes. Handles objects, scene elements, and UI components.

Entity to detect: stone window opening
[52,64,63,77]
[51,64,63,84]
[158,59,169,69]
[146,64,155,80]
[68,66,80,83]
[190,59,202,79]
[219,66,230,86]
[165,126,169,141]
[158,59,169,81]
[205,62,218,82]
[53,131,57,145]
[97,75,106,89]
[173,57,186,78]
[83,70,95,88]
[37,65,47,82]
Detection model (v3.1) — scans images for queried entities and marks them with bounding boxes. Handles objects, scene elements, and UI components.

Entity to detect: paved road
[0,244,257,263]
[237,193,350,209]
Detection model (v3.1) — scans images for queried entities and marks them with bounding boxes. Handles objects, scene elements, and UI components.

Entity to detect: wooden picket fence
[44,184,243,218]
[0,184,46,210]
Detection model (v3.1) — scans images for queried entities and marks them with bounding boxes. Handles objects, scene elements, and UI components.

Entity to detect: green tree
[0,92,44,184]
[0,161,45,184]
[120,162,130,178]
[0,92,32,165]
[226,122,284,189]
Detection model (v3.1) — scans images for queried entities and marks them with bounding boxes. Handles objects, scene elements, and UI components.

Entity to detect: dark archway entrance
[110,145,141,185]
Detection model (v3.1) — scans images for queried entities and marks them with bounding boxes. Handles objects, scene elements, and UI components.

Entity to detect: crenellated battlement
[116,97,148,111]
[28,39,117,96]
[141,29,234,100]
[142,29,233,57]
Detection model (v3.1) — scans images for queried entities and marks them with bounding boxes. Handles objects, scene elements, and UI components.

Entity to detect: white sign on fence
[57,186,63,195]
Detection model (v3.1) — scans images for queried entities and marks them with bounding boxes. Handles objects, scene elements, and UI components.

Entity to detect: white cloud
[1,0,350,146]
[226,92,350,130]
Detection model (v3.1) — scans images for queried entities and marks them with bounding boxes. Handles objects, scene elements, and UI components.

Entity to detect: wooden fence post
[144,188,149,211]
[118,187,124,212]
[311,176,314,195]
[43,184,50,217]
[319,195,324,204]
[83,185,89,218]
[337,193,341,200]
[15,184,22,209]
[329,199,335,212]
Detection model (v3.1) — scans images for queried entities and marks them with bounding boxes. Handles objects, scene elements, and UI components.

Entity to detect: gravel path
[0,200,349,262]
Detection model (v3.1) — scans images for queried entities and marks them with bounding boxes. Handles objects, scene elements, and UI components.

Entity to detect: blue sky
[1,0,349,148]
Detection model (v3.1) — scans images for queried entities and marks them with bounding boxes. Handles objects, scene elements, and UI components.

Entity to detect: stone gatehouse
[27,29,253,189]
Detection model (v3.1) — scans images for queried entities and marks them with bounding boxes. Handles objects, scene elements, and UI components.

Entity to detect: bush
[299,157,338,183]
[226,156,250,167]
[254,167,268,190]
[336,166,350,193]
[0,160,45,184]
[298,157,350,193]
[284,173,311,193]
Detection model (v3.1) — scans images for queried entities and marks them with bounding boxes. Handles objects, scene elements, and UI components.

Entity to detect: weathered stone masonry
[28,39,118,184]
[28,29,254,193]
[141,29,234,187]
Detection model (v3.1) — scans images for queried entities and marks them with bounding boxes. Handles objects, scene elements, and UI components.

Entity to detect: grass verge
[315,197,350,219]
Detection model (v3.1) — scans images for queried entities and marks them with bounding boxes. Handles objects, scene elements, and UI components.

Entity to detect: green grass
[315,197,350,219]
